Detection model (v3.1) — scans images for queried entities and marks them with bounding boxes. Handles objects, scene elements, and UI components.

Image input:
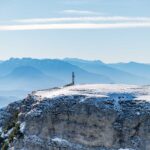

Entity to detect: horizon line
[0,57,149,64]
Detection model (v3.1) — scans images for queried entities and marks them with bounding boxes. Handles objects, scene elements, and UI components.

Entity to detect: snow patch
[136,112,140,115]
[118,148,135,150]
[26,108,42,117]
[20,122,26,133]
[52,137,69,144]
[1,128,13,138]
[34,84,150,103]
[25,135,44,145]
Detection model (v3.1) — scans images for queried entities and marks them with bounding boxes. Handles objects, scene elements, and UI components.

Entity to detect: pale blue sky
[0,0,150,63]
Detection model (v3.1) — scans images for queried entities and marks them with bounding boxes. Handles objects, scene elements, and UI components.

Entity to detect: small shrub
[0,133,4,143]
[1,141,9,150]
[0,111,23,149]
[8,123,23,143]
[3,111,19,133]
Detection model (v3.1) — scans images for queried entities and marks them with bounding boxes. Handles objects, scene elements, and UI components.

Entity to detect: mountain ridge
[64,58,150,85]
[0,84,150,150]
[0,57,150,107]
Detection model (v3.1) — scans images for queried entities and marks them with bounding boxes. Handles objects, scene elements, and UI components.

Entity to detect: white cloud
[62,10,100,15]
[1,22,150,31]
[1,16,150,31]
[13,16,150,24]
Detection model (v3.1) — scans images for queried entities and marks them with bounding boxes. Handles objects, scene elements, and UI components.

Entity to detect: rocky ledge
[0,84,150,150]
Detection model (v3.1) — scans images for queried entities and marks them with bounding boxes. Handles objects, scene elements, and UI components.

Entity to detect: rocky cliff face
[0,84,150,150]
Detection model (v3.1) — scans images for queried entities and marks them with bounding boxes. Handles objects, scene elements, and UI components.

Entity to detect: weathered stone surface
[0,84,150,150]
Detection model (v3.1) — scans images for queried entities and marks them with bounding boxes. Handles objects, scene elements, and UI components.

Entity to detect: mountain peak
[0,84,150,150]
[64,58,104,64]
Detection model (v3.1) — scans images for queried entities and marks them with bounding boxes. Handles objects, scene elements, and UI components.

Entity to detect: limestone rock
[0,84,150,150]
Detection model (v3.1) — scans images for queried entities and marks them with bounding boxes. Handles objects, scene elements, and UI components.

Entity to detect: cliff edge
[0,84,150,150]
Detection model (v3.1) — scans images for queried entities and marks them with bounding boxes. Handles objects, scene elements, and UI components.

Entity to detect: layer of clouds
[1,16,150,31]
[13,16,150,23]
[1,22,150,31]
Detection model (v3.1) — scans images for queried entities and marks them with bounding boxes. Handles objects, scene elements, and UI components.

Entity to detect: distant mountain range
[0,57,149,107]
[0,58,149,92]
[65,58,150,85]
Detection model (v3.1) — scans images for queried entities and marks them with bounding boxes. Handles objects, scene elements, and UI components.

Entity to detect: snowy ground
[34,84,150,102]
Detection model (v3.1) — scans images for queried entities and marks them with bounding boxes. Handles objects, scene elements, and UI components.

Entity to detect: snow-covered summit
[34,84,150,102]
[0,84,150,150]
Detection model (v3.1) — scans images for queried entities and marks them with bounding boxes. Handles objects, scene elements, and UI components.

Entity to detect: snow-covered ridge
[34,84,150,102]
[0,84,150,150]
